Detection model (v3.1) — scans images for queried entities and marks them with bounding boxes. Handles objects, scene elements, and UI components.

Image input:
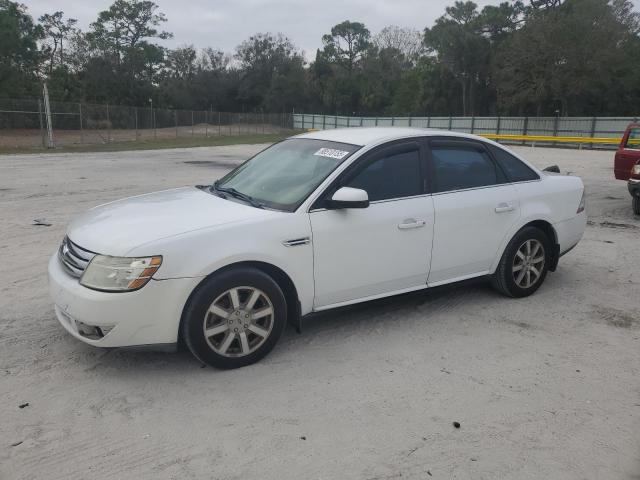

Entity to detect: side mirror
[326,187,369,209]
[543,165,560,173]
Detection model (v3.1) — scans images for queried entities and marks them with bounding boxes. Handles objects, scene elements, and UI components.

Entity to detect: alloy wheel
[512,239,545,289]
[203,286,274,357]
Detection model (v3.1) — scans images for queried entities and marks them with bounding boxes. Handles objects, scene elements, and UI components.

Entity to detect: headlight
[80,255,162,292]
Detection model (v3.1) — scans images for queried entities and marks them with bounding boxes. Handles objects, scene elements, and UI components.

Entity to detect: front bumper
[48,253,200,348]
[629,178,640,198]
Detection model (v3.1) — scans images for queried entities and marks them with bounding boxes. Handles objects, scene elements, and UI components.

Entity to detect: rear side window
[346,148,422,201]
[625,128,640,150]
[431,145,502,192]
[488,145,540,182]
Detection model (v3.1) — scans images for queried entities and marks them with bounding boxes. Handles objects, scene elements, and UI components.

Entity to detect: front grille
[58,236,96,278]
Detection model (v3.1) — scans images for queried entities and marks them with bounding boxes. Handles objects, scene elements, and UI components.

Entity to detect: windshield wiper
[211,181,265,209]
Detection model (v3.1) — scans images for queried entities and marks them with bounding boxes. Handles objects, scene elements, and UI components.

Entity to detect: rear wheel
[633,195,640,215]
[182,267,287,369]
[492,226,551,298]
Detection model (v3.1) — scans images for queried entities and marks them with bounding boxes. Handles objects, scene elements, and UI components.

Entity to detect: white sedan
[49,128,586,368]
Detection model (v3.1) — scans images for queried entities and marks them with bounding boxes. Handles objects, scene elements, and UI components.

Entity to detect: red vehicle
[614,123,640,214]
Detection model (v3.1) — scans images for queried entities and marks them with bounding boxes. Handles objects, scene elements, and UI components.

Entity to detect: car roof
[293,127,489,147]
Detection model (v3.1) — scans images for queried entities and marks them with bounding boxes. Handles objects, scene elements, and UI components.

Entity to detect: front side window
[488,145,539,182]
[431,145,502,193]
[625,128,640,150]
[215,139,360,211]
[346,148,422,202]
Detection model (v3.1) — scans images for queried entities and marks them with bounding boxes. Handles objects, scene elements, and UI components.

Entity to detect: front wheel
[181,267,287,369]
[492,226,551,298]
[633,195,640,215]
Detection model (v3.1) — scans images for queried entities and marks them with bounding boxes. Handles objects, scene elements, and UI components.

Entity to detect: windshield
[214,138,360,211]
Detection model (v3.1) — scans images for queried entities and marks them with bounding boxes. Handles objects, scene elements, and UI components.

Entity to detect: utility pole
[42,83,54,148]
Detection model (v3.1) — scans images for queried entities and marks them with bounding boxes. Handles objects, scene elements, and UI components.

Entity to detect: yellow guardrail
[481,134,625,145]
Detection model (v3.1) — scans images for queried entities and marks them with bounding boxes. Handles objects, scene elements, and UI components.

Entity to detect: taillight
[577,190,586,214]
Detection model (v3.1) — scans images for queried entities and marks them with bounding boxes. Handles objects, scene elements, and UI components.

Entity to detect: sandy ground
[0,143,638,480]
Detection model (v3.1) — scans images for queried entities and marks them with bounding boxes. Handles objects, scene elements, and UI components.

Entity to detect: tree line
[1,0,639,116]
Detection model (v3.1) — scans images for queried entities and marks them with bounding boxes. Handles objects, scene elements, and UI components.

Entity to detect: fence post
[218,111,221,136]
[205,110,208,138]
[106,103,110,143]
[391,116,395,126]
[589,116,597,150]
[552,114,559,147]
[360,116,364,127]
[522,116,528,146]
[408,116,412,127]
[448,116,452,131]
[191,110,194,136]
[38,99,45,148]
[375,116,378,126]
[78,103,84,144]
[322,114,326,130]
[427,116,431,128]
[496,116,501,136]
[134,107,138,141]
[153,109,157,139]
[470,115,475,134]
[175,110,178,138]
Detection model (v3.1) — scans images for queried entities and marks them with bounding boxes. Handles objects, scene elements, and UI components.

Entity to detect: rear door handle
[495,203,516,213]
[398,218,427,230]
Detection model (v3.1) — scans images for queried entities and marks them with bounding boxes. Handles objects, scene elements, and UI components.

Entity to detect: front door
[309,141,434,308]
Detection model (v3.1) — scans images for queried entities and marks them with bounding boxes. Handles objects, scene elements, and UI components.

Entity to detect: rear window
[625,128,640,150]
[488,145,539,182]
[431,145,502,192]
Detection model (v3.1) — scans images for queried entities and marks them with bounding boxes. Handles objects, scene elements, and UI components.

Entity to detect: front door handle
[495,203,515,213]
[398,218,427,230]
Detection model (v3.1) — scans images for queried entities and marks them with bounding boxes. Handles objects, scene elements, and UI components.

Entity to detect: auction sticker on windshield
[314,148,350,160]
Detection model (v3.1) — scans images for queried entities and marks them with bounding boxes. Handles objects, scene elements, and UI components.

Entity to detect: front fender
[127,213,315,315]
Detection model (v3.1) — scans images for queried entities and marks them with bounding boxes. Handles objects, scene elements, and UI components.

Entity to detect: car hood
[67,187,275,256]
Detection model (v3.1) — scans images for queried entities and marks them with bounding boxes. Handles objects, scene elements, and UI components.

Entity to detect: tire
[633,195,640,216]
[181,267,287,369]
[492,226,551,298]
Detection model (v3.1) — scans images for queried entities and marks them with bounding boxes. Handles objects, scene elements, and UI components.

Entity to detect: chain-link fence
[0,97,296,149]
[294,114,640,149]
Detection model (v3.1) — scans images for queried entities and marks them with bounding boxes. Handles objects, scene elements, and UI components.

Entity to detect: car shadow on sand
[83,277,498,377]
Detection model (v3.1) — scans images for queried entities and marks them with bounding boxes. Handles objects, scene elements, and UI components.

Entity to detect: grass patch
[0,133,293,155]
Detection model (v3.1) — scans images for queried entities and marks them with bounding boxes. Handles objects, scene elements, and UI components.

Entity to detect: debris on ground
[18,403,29,409]
[32,219,52,227]
[453,422,461,429]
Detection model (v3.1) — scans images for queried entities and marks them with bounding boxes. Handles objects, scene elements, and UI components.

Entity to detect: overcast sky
[24,0,640,59]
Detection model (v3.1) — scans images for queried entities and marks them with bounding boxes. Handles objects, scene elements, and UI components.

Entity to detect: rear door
[427,139,520,285]
[615,126,640,180]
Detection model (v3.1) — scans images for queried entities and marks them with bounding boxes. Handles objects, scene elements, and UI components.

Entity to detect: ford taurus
[49,128,586,368]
